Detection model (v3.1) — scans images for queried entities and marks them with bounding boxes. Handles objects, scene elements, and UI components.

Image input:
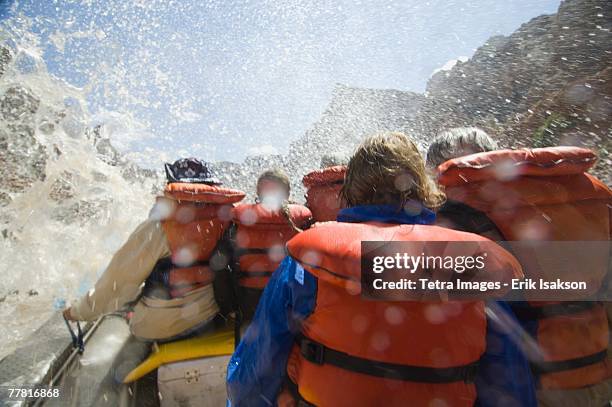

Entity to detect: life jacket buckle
[300,338,325,365]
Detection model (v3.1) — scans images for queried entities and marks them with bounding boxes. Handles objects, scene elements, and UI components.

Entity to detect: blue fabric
[227,257,316,406]
[475,301,537,407]
[337,203,436,225]
[226,204,536,406]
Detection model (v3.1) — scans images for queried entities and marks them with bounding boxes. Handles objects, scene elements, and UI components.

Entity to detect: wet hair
[256,169,302,232]
[341,132,445,210]
[426,127,498,167]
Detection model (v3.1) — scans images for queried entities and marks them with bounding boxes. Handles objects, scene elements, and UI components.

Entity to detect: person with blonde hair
[341,132,444,209]
[226,132,534,406]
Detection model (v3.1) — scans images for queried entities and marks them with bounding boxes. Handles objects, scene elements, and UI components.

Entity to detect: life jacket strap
[512,301,601,320]
[235,246,290,258]
[234,247,283,279]
[144,257,212,298]
[437,200,501,236]
[237,271,274,279]
[235,247,271,256]
[531,349,608,374]
[297,335,479,383]
[149,257,211,279]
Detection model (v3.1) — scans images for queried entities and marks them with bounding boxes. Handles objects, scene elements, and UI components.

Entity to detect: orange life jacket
[145,183,245,299]
[232,203,312,290]
[302,166,346,222]
[437,146,612,390]
[281,221,522,407]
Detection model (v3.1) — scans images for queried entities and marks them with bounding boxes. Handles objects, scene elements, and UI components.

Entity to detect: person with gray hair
[426,127,498,168]
[319,151,349,168]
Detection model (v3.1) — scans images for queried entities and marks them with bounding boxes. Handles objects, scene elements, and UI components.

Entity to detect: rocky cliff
[2,0,608,206]
[417,0,611,181]
[217,0,611,189]
[0,43,162,355]
[0,41,160,285]
[215,85,426,200]
[0,47,160,227]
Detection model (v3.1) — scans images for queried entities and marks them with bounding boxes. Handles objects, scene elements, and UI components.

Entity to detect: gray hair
[426,127,498,167]
[320,152,349,168]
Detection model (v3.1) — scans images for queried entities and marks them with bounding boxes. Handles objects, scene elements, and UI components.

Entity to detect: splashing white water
[0,14,160,359]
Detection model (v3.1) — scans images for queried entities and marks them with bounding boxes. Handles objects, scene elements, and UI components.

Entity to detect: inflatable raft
[0,312,234,406]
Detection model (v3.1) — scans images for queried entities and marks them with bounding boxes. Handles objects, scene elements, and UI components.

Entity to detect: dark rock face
[515,67,611,183]
[0,46,12,78]
[0,85,40,122]
[0,84,160,228]
[0,85,48,194]
[85,126,160,184]
[48,171,77,202]
[417,0,611,149]
[50,199,112,225]
[120,163,158,185]
[0,126,48,193]
[0,88,160,226]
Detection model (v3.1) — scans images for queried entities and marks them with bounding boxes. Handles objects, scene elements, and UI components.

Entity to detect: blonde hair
[341,132,445,210]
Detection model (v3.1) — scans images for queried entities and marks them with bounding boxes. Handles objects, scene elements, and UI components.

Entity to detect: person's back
[283,222,522,406]
[65,158,246,341]
[428,130,612,405]
[231,169,311,321]
[227,132,534,407]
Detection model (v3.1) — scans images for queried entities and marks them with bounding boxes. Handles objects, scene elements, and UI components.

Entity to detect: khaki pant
[130,285,219,340]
